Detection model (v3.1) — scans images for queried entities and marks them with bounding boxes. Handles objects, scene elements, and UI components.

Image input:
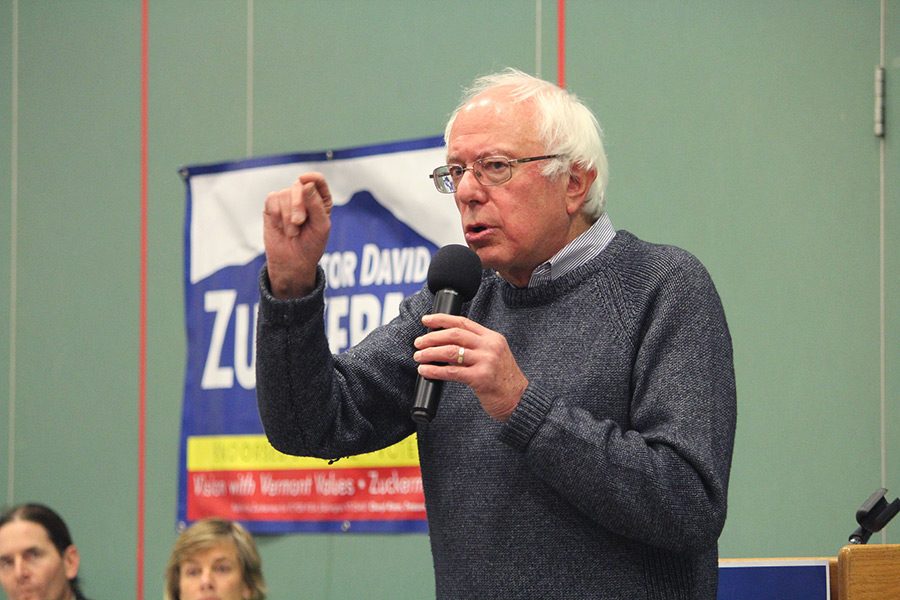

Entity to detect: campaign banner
[178,136,460,534]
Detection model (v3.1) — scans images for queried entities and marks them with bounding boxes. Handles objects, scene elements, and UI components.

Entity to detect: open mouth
[464,224,493,245]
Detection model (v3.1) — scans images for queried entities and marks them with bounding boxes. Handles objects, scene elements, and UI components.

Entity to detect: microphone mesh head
[426,244,482,301]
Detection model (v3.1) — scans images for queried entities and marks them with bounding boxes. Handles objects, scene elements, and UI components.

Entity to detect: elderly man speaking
[255,68,736,600]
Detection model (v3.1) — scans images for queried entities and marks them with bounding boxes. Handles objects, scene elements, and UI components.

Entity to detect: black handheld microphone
[410,244,482,424]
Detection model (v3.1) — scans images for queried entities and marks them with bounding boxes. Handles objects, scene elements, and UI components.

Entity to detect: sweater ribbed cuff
[499,385,554,452]
[258,265,326,326]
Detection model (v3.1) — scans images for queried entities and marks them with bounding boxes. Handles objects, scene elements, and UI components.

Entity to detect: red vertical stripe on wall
[557,0,566,88]
[138,1,149,599]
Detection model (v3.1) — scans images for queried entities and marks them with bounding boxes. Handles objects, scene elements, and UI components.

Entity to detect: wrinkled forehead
[448,92,541,160]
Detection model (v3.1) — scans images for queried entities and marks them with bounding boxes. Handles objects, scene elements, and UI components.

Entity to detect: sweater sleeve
[500,251,736,554]
[255,265,427,459]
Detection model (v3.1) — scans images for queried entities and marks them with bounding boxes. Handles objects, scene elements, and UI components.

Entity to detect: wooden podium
[830,543,900,600]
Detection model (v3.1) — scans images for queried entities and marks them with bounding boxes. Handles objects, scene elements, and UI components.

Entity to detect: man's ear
[565,165,597,215]
[63,544,80,580]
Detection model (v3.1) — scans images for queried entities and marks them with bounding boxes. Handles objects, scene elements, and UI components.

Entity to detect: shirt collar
[526,212,616,288]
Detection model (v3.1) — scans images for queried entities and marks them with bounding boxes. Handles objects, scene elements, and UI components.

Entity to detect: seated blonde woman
[165,518,266,600]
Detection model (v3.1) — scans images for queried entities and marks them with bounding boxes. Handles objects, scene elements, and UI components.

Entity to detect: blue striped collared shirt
[526,212,616,288]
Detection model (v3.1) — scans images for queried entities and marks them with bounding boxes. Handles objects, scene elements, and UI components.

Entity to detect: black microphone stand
[847,487,900,544]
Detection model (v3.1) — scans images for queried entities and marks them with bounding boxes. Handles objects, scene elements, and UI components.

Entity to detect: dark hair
[0,503,84,596]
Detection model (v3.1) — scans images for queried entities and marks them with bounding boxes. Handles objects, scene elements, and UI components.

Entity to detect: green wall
[1,1,897,599]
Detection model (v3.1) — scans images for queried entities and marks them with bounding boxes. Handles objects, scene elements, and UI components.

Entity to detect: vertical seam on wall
[557,0,565,88]
[247,0,254,157]
[878,0,887,544]
[138,0,149,596]
[7,0,19,506]
[535,0,542,79]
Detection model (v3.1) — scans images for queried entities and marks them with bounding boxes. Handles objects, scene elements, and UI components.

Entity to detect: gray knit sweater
[256,230,736,599]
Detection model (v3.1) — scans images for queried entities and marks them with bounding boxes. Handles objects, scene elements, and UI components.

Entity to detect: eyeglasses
[429,154,562,194]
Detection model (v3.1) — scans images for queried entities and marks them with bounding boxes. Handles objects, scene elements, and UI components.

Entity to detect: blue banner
[718,560,830,599]
[178,136,458,534]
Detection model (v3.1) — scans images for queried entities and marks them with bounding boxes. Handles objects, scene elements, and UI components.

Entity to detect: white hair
[444,68,609,217]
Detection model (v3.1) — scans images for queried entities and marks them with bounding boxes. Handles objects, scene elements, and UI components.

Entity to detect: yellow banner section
[187,434,420,471]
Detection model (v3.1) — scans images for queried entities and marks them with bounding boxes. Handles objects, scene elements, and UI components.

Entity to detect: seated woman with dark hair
[0,503,91,600]
[165,518,266,600]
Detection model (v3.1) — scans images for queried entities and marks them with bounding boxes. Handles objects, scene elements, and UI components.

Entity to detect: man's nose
[14,556,30,579]
[454,168,486,203]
